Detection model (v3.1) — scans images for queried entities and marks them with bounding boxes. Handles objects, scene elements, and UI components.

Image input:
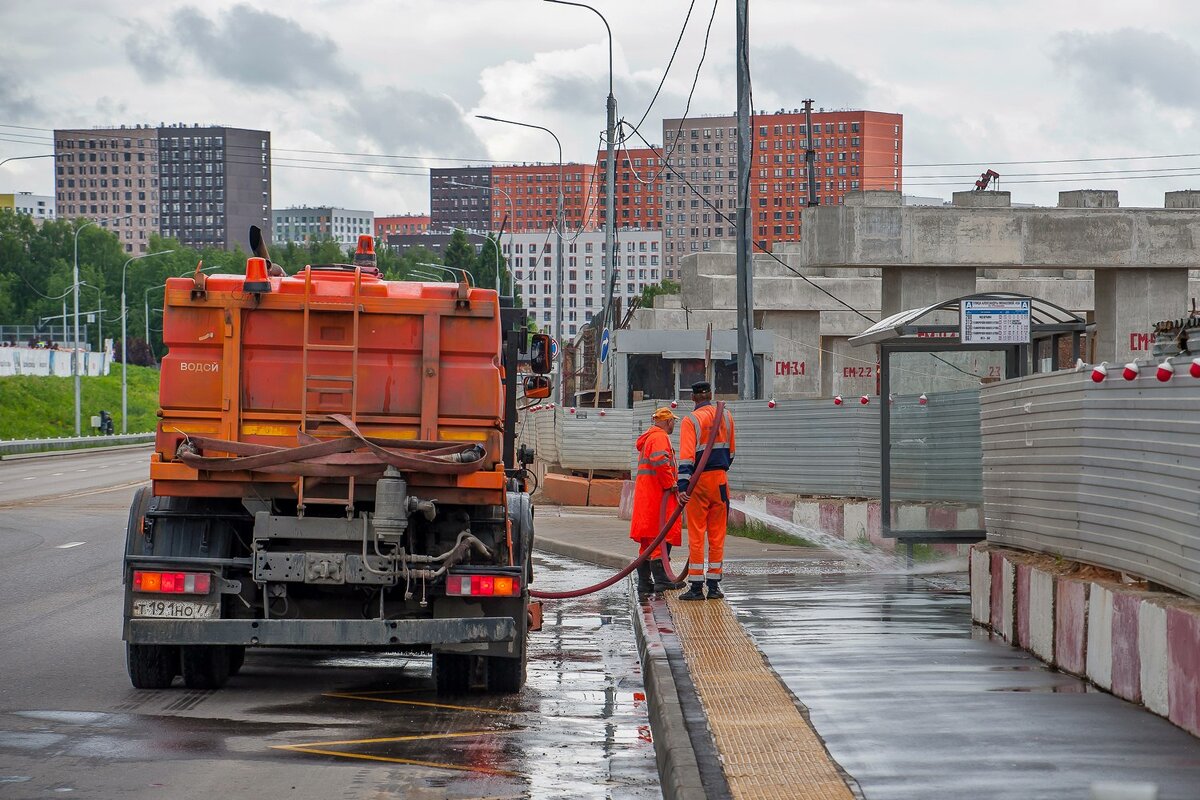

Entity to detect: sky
[2,0,1199,215]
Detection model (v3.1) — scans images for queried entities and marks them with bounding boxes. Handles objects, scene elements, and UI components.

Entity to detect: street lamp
[72,215,132,435]
[0,153,56,168]
[476,114,565,401]
[118,250,173,433]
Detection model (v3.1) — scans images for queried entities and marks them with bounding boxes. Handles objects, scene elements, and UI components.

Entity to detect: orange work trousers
[685,470,728,583]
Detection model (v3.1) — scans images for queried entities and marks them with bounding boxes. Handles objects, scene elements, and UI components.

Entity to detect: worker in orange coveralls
[676,381,736,601]
[631,407,686,601]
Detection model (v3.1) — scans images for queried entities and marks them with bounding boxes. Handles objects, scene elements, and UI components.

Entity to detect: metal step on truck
[122,233,552,694]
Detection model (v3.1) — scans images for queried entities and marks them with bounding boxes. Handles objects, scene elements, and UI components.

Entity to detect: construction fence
[981,365,1200,600]
[0,346,111,378]
[518,390,984,504]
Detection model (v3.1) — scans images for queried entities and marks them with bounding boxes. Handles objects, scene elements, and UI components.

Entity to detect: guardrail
[981,365,1200,600]
[0,433,154,457]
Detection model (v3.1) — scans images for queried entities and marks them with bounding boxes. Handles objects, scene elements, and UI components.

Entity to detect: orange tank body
[151,267,506,505]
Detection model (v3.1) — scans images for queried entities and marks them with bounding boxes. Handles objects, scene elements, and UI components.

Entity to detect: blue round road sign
[549,338,559,358]
[600,328,611,363]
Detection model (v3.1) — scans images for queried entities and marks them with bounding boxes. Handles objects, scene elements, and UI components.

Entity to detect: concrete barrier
[541,474,589,507]
[587,479,623,508]
[0,433,154,457]
[972,544,1200,739]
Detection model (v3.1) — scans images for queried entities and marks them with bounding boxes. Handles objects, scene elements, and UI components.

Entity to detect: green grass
[0,364,161,440]
[726,519,818,548]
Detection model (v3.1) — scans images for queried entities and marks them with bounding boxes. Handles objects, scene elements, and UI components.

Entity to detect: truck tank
[122,242,540,694]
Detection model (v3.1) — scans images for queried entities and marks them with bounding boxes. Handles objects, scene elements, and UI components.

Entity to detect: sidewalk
[532,506,1200,800]
[534,505,857,800]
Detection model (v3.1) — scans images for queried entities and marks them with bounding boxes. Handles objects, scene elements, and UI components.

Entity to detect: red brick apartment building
[661,109,902,275]
[594,145,665,231]
[375,213,430,240]
[489,163,599,233]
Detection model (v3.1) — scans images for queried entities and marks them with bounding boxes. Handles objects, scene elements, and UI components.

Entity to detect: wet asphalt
[723,564,1200,800]
[0,462,661,800]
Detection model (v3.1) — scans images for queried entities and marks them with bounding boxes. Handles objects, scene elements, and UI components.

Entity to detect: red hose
[530,402,724,600]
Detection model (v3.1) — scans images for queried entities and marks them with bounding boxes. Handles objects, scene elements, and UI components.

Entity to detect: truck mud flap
[126,617,516,647]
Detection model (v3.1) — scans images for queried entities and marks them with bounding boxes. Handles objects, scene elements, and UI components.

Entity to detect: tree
[474,234,510,293]
[443,229,476,280]
[639,278,681,310]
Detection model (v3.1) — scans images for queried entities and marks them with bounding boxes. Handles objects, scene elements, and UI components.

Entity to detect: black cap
[691,381,712,394]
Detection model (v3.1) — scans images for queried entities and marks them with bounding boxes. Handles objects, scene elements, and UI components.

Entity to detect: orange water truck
[122,231,551,693]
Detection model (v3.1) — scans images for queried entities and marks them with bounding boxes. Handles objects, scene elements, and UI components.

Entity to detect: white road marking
[74,469,87,473]
[22,477,35,481]
[57,542,86,549]
[52,472,64,476]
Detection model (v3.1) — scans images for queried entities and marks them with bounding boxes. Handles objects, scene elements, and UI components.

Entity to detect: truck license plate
[131,599,219,619]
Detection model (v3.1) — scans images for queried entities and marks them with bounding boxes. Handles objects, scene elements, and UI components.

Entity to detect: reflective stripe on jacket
[677,402,736,493]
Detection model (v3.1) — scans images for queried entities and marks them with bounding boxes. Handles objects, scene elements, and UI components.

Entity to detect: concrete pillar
[880,266,977,318]
[1093,269,1189,363]
[765,310,821,398]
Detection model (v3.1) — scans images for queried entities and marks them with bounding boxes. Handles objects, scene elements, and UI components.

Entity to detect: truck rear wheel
[181,645,231,689]
[228,645,246,676]
[433,652,471,695]
[127,643,178,689]
[485,650,526,693]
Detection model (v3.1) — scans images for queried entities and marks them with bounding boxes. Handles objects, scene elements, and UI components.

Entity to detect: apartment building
[504,228,663,340]
[489,163,599,233]
[429,166,492,233]
[595,145,665,233]
[158,124,271,250]
[272,207,375,249]
[0,192,55,221]
[375,213,430,240]
[660,109,902,275]
[53,126,160,253]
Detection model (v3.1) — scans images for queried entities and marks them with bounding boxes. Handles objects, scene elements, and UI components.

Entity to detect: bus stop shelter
[848,292,1088,547]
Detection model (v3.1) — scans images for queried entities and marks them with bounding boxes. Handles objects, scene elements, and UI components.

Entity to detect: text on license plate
[132,599,219,619]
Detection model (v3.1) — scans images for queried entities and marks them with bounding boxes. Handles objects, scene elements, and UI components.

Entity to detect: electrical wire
[630,0,699,135]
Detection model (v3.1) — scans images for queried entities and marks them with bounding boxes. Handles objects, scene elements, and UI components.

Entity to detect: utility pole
[603,88,617,393]
[735,0,756,400]
[804,99,818,207]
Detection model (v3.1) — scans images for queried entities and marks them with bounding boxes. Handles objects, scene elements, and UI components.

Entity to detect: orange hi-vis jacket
[676,402,736,493]
[629,425,683,549]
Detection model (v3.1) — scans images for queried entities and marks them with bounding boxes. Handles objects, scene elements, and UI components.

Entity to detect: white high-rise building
[503,228,664,339]
[272,207,374,249]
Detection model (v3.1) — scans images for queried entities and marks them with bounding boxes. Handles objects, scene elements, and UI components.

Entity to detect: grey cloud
[0,80,39,121]
[350,88,485,158]
[123,3,354,92]
[124,30,179,83]
[1052,28,1200,109]
[752,44,868,108]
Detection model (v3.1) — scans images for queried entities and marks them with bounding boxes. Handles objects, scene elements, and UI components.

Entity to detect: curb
[533,536,711,799]
[0,442,154,461]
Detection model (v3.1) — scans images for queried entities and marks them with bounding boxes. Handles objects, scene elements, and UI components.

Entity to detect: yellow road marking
[323,691,520,716]
[272,745,518,776]
[275,729,506,748]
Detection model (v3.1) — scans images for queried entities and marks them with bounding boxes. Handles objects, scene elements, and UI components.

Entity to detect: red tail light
[133,571,212,595]
[445,574,521,597]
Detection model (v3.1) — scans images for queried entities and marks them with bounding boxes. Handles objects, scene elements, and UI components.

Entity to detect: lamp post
[544,0,617,392]
[119,250,173,433]
[0,154,56,168]
[476,114,565,401]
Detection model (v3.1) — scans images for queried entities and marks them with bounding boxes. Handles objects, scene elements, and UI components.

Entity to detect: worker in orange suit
[676,381,736,601]
[630,407,685,601]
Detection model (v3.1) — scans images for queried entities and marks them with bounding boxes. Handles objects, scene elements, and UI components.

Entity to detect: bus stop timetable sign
[961,299,1031,344]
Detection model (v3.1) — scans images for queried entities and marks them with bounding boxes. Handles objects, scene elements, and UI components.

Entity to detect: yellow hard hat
[652,407,677,422]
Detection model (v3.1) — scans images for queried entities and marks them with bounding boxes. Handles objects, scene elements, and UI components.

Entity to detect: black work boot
[650,559,686,592]
[706,580,724,600]
[636,562,654,602]
[678,582,706,601]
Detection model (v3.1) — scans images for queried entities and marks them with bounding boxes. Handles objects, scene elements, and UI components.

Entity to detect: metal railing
[0,433,154,457]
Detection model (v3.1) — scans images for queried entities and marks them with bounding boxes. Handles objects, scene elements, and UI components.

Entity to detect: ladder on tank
[297,266,364,516]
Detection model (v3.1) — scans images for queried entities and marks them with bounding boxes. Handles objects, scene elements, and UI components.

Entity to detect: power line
[630,0,699,135]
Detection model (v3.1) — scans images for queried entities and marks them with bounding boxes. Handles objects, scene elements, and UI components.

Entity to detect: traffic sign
[600,328,611,363]
[549,338,559,359]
